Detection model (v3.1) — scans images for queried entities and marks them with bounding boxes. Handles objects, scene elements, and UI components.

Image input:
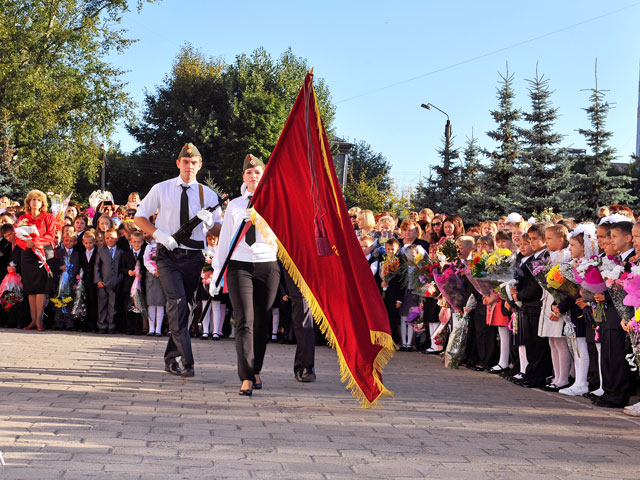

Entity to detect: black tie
[180,185,190,226]
[245,196,255,246]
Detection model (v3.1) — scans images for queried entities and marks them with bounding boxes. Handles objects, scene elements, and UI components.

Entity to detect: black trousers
[283,270,315,374]
[522,307,552,385]
[227,260,280,382]
[601,326,631,405]
[157,248,203,368]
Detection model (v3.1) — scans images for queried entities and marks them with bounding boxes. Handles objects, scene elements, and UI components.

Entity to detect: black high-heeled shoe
[239,387,252,396]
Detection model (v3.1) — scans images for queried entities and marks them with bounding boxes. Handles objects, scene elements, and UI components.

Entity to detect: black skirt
[21,246,55,295]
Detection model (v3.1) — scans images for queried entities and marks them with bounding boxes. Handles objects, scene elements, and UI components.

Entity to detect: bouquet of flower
[573,256,607,323]
[532,207,559,224]
[407,305,425,333]
[444,313,470,368]
[527,260,569,307]
[623,266,640,310]
[14,217,53,277]
[71,268,86,319]
[129,262,148,319]
[0,264,23,311]
[380,253,400,291]
[433,261,467,313]
[434,237,459,264]
[467,249,516,299]
[48,192,72,231]
[625,313,640,372]
[51,254,75,313]
[201,248,214,286]
[603,262,634,322]
[546,264,581,300]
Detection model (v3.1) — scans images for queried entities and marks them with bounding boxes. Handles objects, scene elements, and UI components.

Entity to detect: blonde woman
[16,190,57,331]
[357,209,378,240]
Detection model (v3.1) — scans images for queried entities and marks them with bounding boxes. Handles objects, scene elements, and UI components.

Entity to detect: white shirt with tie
[137,176,223,250]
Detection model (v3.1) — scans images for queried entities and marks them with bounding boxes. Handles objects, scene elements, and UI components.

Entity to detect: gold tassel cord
[250,211,394,408]
[311,85,343,226]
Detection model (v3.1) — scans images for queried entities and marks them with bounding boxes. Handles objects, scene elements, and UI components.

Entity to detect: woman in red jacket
[15,190,57,331]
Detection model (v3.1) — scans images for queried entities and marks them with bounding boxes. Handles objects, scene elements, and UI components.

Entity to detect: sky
[109,0,640,192]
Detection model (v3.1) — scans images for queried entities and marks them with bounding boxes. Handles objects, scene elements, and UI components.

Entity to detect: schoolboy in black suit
[79,231,98,332]
[53,233,80,330]
[120,231,147,335]
[511,223,552,388]
[95,228,123,333]
[594,221,635,408]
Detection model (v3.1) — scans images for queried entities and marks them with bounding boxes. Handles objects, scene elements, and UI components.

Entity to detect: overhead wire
[336,2,640,104]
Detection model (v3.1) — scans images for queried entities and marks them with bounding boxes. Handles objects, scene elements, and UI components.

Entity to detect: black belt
[159,246,202,256]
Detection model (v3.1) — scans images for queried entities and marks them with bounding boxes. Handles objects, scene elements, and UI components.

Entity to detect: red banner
[251,72,394,407]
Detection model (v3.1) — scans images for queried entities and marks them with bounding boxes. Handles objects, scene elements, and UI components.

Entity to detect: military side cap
[178,143,202,158]
[243,154,265,171]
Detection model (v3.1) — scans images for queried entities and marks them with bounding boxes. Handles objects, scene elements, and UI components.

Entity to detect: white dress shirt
[85,248,94,263]
[621,248,634,262]
[137,176,222,250]
[212,183,277,271]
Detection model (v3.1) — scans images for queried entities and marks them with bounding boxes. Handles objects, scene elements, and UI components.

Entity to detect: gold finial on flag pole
[308,67,314,75]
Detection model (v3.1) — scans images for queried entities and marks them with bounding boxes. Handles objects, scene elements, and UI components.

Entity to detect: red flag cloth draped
[251,72,394,407]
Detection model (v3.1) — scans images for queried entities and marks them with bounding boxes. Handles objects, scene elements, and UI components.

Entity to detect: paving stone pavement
[0,329,639,479]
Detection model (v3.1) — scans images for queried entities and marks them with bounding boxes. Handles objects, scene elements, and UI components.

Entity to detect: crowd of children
[351,204,640,416]
[2,192,640,414]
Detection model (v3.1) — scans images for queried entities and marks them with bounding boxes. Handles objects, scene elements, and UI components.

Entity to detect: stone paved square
[0,329,639,479]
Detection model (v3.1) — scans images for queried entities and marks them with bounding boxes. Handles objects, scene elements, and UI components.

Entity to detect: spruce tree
[458,133,485,225]
[571,62,635,220]
[481,63,521,218]
[413,135,460,215]
[510,67,570,216]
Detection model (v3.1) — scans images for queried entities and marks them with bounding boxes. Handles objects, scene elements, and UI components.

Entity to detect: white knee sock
[201,300,211,334]
[519,345,528,374]
[148,307,156,334]
[592,342,604,395]
[212,301,223,335]
[497,326,510,368]
[549,338,559,384]
[573,337,590,389]
[554,337,571,386]
[406,323,414,346]
[272,308,280,335]
[400,316,408,346]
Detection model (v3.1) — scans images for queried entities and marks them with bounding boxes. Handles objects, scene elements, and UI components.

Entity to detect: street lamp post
[100,143,106,191]
[421,103,452,187]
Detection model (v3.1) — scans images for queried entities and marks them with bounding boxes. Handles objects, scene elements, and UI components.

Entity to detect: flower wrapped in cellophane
[52,254,75,313]
[601,257,634,322]
[380,253,400,292]
[407,305,425,333]
[0,263,23,311]
[71,268,86,319]
[444,313,470,369]
[14,218,53,277]
[129,263,148,320]
[546,264,581,299]
[433,261,467,313]
[573,256,607,324]
[467,249,516,299]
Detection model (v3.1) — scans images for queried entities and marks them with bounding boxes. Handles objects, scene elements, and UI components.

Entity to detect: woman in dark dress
[15,190,57,331]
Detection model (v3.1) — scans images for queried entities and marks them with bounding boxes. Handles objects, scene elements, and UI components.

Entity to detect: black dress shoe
[164,361,182,376]
[473,365,485,372]
[593,397,626,408]
[253,380,262,390]
[181,366,195,378]
[300,368,316,382]
[540,383,569,392]
[239,388,253,396]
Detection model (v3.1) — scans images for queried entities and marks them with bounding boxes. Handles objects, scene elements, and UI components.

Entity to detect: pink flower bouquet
[433,264,467,313]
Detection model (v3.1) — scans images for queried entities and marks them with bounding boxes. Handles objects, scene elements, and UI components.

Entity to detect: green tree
[412,135,460,215]
[570,63,635,220]
[345,140,392,191]
[0,0,153,193]
[128,45,336,195]
[458,133,486,225]
[481,63,521,217]
[509,67,570,215]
